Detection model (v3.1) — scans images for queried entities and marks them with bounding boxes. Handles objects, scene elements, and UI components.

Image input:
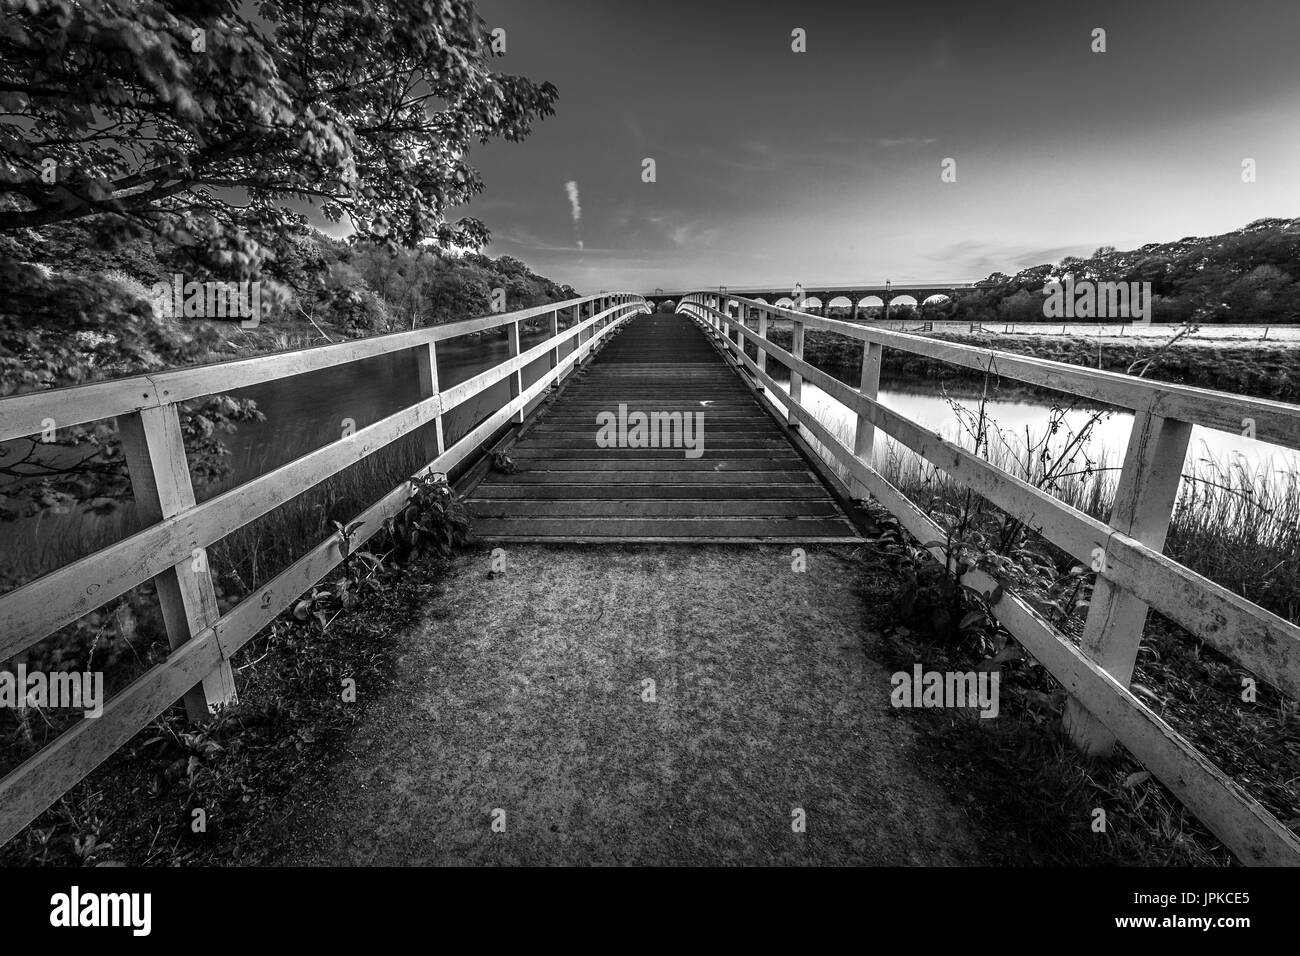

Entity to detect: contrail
[565,180,583,250]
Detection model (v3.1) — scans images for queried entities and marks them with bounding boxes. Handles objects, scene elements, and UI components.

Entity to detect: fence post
[548,308,560,375]
[1064,411,1192,756]
[756,306,769,384]
[851,340,884,497]
[118,405,236,723]
[414,340,445,462]
[787,316,805,427]
[506,318,524,423]
[571,301,584,364]
[719,297,734,355]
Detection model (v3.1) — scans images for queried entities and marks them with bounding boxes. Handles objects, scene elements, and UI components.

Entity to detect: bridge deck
[466,313,861,542]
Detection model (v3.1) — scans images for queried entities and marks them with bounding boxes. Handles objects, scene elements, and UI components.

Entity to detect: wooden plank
[117,406,235,722]
[787,318,805,427]
[413,340,445,464]
[852,340,883,498]
[510,447,799,459]
[506,458,808,472]
[506,319,524,424]
[466,499,842,518]
[527,426,782,437]
[472,517,856,537]
[470,483,831,500]
[1065,413,1192,756]
[520,437,790,448]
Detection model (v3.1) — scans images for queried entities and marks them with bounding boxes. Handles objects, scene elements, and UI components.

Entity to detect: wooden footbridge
[468,312,860,541]
[2,291,1300,865]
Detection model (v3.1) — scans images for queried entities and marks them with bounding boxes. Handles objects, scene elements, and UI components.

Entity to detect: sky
[459,0,1300,293]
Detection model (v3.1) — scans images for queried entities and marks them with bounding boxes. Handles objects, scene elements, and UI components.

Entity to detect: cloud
[564,181,581,222]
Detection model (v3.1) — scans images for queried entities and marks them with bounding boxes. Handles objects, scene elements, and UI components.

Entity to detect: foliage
[383,472,474,563]
[0,0,557,275]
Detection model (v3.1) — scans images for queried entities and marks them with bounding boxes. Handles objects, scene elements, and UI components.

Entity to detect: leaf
[958,610,985,631]
[1122,770,1152,789]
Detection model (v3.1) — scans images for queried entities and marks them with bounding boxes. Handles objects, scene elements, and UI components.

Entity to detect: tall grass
[788,385,1300,626]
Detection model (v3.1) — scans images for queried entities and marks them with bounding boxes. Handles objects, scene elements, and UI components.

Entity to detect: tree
[0,258,263,520]
[0,0,558,275]
[420,270,490,324]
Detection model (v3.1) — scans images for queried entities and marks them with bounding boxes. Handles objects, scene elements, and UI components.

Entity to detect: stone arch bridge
[643,281,981,319]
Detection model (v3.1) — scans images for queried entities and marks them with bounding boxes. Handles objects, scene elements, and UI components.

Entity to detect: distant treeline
[914,217,1300,325]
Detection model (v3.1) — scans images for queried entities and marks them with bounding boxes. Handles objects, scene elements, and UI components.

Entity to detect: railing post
[548,308,560,375]
[1064,411,1193,756]
[788,316,805,427]
[757,306,769,381]
[851,340,884,497]
[414,340,445,461]
[506,318,524,423]
[118,405,236,723]
[719,296,733,354]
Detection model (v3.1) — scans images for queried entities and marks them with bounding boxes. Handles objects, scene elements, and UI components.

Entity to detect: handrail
[0,294,619,443]
[708,294,1300,450]
[678,291,1300,866]
[0,292,648,846]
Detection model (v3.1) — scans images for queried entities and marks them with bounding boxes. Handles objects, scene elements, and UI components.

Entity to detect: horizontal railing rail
[0,293,647,846]
[679,291,1300,866]
[0,295,622,443]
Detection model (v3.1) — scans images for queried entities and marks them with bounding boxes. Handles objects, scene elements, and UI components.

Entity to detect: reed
[788,385,1300,626]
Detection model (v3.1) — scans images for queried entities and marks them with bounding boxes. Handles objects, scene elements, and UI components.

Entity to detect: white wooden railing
[680,291,1300,866]
[0,293,648,845]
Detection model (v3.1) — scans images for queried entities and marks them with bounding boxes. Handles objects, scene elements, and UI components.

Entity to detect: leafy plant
[384,473,473,563]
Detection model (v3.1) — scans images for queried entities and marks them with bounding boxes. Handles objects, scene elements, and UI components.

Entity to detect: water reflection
[767,370,1300,494]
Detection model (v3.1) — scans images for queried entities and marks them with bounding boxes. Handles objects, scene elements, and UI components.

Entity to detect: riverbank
[767,327,1300,401]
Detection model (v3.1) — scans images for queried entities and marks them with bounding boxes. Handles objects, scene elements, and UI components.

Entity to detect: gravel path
[275,544,984,865]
